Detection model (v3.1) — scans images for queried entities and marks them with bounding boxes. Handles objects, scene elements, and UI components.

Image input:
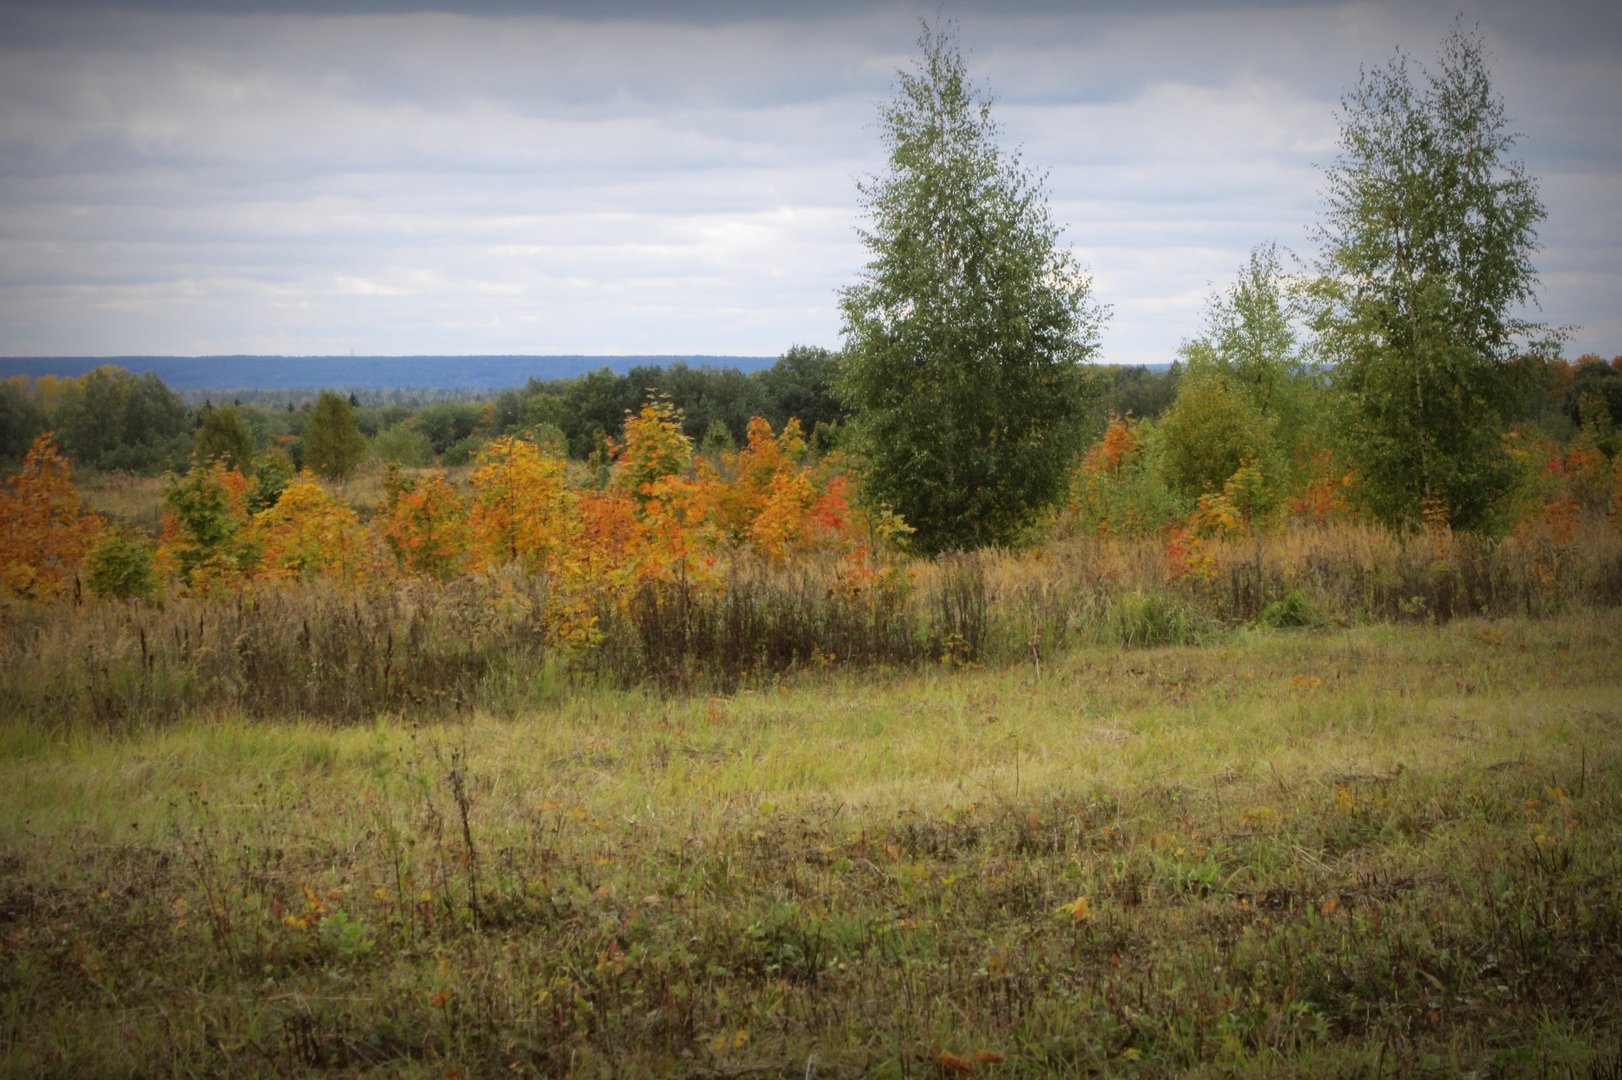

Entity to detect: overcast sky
[0,0,1617,363]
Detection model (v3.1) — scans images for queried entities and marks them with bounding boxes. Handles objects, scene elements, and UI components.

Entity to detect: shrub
[85,527,156,601]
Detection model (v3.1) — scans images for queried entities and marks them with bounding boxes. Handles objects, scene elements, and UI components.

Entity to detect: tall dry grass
[3,515,1618,732]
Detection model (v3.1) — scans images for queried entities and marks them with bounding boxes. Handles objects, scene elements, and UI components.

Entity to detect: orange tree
[378,468,473,580]
[0,433,103,600]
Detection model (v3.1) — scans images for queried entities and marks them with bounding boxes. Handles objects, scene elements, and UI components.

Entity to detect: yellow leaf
[1055,895,1092,921]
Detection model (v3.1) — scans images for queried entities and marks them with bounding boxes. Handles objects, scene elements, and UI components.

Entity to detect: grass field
[2,610,1620,1077]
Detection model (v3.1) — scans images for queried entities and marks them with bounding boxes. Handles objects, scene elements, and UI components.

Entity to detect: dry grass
[76,470,167,533]
[4,515,1619,735]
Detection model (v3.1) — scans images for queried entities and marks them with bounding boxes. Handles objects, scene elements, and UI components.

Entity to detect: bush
[371,424,434,468]
[85,528,156,601]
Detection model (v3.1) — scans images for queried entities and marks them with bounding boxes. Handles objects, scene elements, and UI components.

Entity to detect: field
[3,608,1619,1077]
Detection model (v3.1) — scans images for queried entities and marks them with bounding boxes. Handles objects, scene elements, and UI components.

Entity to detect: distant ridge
[0,354,779,391]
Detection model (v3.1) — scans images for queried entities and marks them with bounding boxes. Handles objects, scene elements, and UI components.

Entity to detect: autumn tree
[837,20,1106,553]
[1312,23,1556,530]
[468,436,577,573]
[379,468,472,580]
[0,434,103,600]
[250,473,377,584]
[612,396,695,504]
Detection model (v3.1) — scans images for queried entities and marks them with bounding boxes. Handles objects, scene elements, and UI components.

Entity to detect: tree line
[4,18,1621,555]
[1,350,1202,482]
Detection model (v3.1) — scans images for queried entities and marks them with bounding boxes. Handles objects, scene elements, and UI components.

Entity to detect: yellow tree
[249,473,380,585]
[468,437,603,648]
[468,437,577,573]
[611,395,694,505]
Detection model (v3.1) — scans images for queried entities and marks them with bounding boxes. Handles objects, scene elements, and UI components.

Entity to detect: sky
[0,0,1617,364]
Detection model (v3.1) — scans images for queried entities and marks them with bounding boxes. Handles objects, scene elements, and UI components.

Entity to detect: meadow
[4,392,1622,1075]
[2,599,1620,1076]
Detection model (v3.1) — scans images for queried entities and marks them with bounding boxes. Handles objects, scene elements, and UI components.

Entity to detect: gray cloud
[0,0,1616,359]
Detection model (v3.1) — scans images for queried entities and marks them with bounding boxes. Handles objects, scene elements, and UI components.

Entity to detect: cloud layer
[1,0,1617,360]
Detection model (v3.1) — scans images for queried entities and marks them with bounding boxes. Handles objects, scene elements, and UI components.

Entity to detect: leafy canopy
[838,20,1106,554]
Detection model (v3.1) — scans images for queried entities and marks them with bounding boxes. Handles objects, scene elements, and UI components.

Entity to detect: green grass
[2,611,1620,1077]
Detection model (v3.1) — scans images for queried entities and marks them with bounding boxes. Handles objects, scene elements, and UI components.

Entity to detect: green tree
[371,423,435,467]
[0,378,47,464]
[301,392,368,480]
[1155,371,1277,503]
[1162,243,1317,510]
[53,366,190,474]
[1311,24,1556,530]
[837,21,1106,553]
[192,403,256,475]
[1186,244,1311,424]
[85,526,157,601]
[754,345,849,437]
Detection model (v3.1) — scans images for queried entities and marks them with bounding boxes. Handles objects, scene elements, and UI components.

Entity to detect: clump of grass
[1101,587,1217,647]
[1257,586,1331,630]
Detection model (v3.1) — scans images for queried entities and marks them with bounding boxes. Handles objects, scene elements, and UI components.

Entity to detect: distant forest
[0,347,1196,475]
[0,354,778,393]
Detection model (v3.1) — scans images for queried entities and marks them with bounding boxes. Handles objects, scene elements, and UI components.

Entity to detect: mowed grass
[2,611,1619,1077]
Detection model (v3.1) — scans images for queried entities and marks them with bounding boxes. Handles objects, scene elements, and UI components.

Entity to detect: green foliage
[301,392,368,480]
[413,400,487,457]
[1065,416,1185,538]
[1257,588,1329,630]
[1099,364,1181,424]
[557,368,641,459]
[1189,244,1311,420]
[441,435,484,467]
[162,462,255,584]
[84,527,156,601]
[1311,24,1555,531]
[370,423,434,467]
[838,21,1106,553]
[1102,588,1216,648]
[1156,371,1277,502]
[192,403,256,475]
[1565,357,1622,443]
[700,417,737,455]
[53,366,191,475]
[0,378,48,463]
[248,447,293,515]
[754,345,849,436]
